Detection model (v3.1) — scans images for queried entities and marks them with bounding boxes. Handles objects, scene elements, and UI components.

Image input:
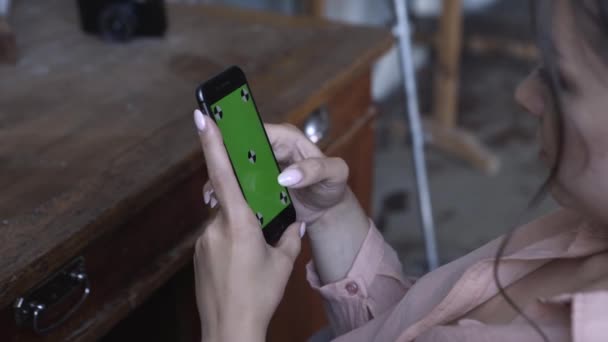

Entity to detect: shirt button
[345,282,359,295]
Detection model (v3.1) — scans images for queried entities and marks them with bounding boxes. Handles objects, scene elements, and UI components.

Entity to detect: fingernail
[210,197,218,208]
[278,168,302,187]
[204,191,210,204]
[194,109,206,132]
[299,222,307,238]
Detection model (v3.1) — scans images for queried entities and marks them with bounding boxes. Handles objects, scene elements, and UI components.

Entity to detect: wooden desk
[0,1,391,341]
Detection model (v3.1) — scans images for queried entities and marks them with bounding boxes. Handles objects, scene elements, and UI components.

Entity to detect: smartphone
[196,66,296,244]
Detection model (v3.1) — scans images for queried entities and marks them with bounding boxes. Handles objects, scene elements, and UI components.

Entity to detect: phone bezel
[196,65,296,245]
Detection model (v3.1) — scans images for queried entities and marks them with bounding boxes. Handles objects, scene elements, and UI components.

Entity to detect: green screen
[210,85,291,229]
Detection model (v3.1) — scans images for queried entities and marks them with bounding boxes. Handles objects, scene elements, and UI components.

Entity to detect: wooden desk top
[0,0,392,307]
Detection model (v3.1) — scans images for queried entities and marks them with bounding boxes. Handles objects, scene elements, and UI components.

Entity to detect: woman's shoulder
[521,207,582,235]
[503,207,583,250]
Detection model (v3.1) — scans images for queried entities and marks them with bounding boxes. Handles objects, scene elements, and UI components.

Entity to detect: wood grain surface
[0,0,391,313]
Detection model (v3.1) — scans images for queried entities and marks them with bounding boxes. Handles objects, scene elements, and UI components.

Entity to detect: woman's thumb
[278,158,348,189]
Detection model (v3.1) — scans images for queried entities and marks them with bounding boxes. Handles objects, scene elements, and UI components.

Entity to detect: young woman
[192,0,608,340]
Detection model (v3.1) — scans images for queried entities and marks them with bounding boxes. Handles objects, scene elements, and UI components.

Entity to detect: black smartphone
[196,66,296,245]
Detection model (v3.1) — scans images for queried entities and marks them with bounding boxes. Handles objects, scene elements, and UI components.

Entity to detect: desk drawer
[0,170,209,341]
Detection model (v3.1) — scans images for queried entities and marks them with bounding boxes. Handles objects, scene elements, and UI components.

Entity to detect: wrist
[202,324,266,342]
[306,189,371,284]
[307,188,368,238]
[201,315,267,342]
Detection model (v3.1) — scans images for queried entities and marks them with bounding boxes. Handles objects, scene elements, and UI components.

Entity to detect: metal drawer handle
[14,257,91,335]
[303,106,330,144]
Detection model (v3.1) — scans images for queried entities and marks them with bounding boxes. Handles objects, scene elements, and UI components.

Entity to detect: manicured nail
[299,222,307,238]
[204,191,210,204]
[194,109,206,132]
[278,168,303,187]
[210,197,218,208]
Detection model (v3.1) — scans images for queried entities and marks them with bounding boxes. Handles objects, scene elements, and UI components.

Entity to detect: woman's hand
[193,110,305,342]
[204,123,350,226]
[202,121,370,284]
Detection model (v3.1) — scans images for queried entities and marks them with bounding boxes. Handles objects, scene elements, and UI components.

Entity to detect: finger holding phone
[192,108,304,342]
[192,66,370,339]
[202,121,372,284]
[193,66,308,341]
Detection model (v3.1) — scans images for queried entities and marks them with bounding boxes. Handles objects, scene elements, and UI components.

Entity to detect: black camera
[76,0,167,42]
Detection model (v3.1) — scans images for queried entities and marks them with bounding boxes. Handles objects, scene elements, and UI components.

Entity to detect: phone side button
[199,105,209,116]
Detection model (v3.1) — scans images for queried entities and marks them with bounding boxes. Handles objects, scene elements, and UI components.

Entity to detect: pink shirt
[307,209,608,341]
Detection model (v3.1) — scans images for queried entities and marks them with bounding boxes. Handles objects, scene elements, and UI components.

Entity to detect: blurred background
[0,0,557,274]
[165,0,559,274]
[0,0,561,340]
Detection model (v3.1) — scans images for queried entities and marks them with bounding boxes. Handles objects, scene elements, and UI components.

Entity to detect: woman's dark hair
[492,1,608,341]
